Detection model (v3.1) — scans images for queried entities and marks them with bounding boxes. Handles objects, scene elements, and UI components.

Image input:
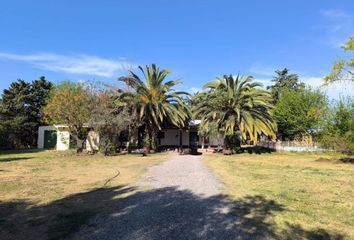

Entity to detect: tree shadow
[0,157,33,162]
[0,149,45,154]
[241,146,275,155]
[316,157,354,164]
[0,186,346,240]
[339,157,354,164]
[281,223,345,240]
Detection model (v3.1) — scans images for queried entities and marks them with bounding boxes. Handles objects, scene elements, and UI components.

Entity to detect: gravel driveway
[139,154,222,197]
[77,154,244,240]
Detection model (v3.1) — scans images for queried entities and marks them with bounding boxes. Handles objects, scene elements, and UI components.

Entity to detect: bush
[99,138,117,156]
[224,134,241,154]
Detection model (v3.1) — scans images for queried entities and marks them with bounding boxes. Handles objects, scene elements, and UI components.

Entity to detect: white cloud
[321,9,351,20]
[302,76,354,100]
[175,85,202,95]
[249,63,354,99]
[0,52,136,77]
[249,65,275,77]
[321,9,353,47]
[301,76,323,87]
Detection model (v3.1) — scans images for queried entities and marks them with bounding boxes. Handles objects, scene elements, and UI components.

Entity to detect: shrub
[99,138,116,156]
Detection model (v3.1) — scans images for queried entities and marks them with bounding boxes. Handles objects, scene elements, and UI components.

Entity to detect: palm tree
[193,74,276,150]
[119,64,190,151]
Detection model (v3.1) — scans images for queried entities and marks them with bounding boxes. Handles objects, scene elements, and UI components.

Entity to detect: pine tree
[0,77,53,149]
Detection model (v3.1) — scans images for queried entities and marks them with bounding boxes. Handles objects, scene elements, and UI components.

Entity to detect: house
[37,121,223,151]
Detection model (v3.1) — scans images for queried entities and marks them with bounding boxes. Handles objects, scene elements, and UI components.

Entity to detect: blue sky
[0,0,353,99]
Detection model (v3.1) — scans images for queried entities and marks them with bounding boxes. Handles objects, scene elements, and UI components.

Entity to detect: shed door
[44,130,57,149]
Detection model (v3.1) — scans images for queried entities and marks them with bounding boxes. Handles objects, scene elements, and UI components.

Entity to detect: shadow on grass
[339,157,354,164]
[316,157,354,164]
[241,146,275,155]
[0,186,346,240]
[0,157,33,162]
[0,149,46,154]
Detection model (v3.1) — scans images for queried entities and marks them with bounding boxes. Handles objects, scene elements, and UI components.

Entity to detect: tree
[274,87,327,140]
[319,98,354,154]
[89,90,130,155]
[0,77,53,149]
[193,75,276,152]
[118,64,190,151]
[267,68,304,104]
[43,81,94,149]
[116,89,142,152]
[324,36,354,84]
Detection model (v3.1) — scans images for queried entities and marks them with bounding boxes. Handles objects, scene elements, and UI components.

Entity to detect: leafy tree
[89,90,131,155]
[319,98,354,154]
[119,64,190,151]
[0,77,52,149]
[324,36,354,84]
[267,68,304,103]
[193,75,276,151]
[191,93,220,148]
[116,89,142,152]
[43,81,94,149]
[274,87,327,140]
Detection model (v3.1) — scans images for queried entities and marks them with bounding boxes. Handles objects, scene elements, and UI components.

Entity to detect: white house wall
[160,129,180,146]
[182,131,190,145]
[207,135,224,147]
[57,130,70,151]
[160,129,191,146]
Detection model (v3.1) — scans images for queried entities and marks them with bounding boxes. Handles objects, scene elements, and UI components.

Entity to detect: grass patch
[0,150,166,240]
[204,151,354,239]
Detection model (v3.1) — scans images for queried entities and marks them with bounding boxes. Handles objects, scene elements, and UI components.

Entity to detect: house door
[44,130,57,149]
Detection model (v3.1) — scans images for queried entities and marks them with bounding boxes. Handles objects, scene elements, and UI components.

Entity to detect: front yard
[204,151,354,239]
[0,150,166,240]
[1,150,353,239]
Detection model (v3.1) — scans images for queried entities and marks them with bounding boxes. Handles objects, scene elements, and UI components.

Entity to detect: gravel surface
[76,154,246,240]
[139,154,222,197]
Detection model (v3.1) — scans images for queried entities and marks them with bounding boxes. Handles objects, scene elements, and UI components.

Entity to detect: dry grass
[0,150,166,240]
[204,151,354,239]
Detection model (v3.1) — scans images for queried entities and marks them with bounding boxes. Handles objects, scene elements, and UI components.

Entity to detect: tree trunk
[72,126,87,153]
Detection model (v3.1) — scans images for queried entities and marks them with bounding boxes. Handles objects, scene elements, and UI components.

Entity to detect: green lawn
[204,151,354,239]
[0,150,166,240]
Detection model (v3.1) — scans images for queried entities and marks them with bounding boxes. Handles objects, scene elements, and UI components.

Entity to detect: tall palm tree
[193,75,276,149]
[119,64,190,150]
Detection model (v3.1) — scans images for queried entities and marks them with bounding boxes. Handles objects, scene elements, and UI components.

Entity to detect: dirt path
[78,154,243,240]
